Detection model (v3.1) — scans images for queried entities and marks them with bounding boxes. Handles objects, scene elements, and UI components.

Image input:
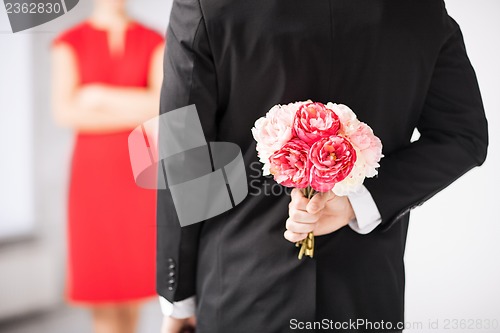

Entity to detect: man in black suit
[157,1,488,332]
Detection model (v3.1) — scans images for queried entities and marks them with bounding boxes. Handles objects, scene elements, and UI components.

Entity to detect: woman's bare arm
[51,43,164,132]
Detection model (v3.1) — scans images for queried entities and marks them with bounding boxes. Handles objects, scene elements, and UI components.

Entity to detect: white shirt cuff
[347,185,382,234]
[159,296,196,318]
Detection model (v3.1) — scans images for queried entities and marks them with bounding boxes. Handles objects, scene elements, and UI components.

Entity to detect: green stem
[302,185,316,200]
[296,186,317,259]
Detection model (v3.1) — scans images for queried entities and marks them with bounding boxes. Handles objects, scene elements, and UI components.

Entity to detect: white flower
[327,102,361,136]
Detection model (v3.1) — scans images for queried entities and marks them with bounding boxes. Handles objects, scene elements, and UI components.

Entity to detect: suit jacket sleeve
[157,0,219,302]
[364,14,488,231]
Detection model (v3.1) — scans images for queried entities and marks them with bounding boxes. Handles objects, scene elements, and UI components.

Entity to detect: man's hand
[161,316,196,333]
[284,188,355,243]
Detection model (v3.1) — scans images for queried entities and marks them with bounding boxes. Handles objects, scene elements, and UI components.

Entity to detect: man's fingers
[290,188,309,211]
[288,208,320,223]
[284,230,307,243]
[286,218,316,233]
[161,316,185,333]
[307,191,335,214]
[290,188,336,216]
[186,316,196,327]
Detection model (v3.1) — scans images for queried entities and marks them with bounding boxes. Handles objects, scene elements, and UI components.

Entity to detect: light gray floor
[0,300,163,333]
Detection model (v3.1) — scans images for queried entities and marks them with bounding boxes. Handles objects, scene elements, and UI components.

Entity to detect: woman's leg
[117,303,141,333]
[92,303,141,333]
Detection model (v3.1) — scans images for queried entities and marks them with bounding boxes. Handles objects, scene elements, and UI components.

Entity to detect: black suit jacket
[157,1,488,332]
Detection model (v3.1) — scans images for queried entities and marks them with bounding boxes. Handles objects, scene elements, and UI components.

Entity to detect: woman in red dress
[51,0,164,332]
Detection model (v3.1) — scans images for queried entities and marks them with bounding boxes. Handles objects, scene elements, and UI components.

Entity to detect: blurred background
[0,1,172,332]
[0,1,498,333]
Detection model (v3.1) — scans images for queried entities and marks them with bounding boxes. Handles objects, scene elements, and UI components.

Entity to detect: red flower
[269,139,311,188]
[309,136,357,192]
[293,102,341,145]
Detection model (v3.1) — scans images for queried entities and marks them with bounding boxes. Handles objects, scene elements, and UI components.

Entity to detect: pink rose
[349,122,374,150]
[347,122,383,177]
[309,136,357,192]
[293,102,340,145]
[364,135,383,168]
[326,102,361,136]
[362,150,382,178]
[269,139,311,188]
[252,101,309,175]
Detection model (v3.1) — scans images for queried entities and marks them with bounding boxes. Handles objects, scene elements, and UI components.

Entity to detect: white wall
[0,0,172,320]
[0,4,35,241]
[404,1,500,332]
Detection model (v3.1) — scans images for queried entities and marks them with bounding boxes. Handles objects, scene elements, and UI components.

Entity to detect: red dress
[53,21,163,303]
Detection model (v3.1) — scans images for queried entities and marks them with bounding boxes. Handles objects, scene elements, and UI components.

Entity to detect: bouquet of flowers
[252,101,383,259]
